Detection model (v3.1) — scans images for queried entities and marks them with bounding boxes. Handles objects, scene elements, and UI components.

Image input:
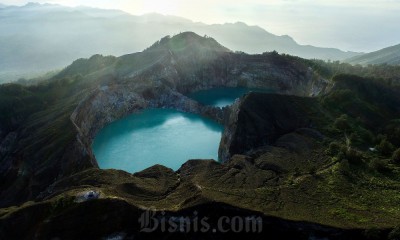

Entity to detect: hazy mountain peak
[146,32,231,54]
[281,34,295,41]
[1,2,66,12]
[25,2,41,7]
[24,2,60,8]
[233,21,248,26]
[0,2,126,18]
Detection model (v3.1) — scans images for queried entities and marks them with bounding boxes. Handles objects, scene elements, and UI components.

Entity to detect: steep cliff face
[219,93,320,161]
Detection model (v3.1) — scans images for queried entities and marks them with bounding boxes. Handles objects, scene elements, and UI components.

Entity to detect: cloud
[1,0,399,51]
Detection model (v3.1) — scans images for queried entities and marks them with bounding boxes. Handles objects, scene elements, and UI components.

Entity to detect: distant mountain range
[345,44,400,66]
[0,3,363,83]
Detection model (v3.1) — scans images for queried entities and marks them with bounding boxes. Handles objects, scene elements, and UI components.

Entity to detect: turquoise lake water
[92,109,223,173]
[93,87,273,173]
[188,87,274,107]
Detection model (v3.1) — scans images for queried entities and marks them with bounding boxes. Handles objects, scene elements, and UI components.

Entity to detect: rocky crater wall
[68,49,332,171]
[70,83,226,168]
[70,71,328,171]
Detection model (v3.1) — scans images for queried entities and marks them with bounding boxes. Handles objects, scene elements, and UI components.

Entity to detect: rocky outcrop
[219,93,319,162]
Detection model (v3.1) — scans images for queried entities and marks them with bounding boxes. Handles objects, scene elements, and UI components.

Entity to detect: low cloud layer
[1,0,399,52]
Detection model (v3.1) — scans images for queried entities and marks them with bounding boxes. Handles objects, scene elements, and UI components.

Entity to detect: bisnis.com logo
[139,208,263,233]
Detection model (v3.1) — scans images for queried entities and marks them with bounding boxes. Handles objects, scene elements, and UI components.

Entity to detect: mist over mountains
[345,43,400,66]
[0,2,362,83]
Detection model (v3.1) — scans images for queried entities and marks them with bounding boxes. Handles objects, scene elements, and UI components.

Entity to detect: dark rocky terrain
[1,32,400,239]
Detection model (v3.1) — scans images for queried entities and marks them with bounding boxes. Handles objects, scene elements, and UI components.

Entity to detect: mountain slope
[195,22,360,60]
[0,3,361,83]
[346,43,400,65]
[1,33,400,238]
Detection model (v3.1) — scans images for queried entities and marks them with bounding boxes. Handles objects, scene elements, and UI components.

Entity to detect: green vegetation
[55,54,117,79]
[392,149,400,164]
[307,60,400,86]
[320,74,400,166]
[0,72,91,205]
[0,74,85,129]
[0,84,45,127]
[377,138,395,157]
[270,51,400,87]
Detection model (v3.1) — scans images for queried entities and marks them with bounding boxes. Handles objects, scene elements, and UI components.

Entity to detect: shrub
[369,159,390,173]
[383,120,400,147]
[392,148,400,164]
[336,159,350,175]
[376,138,395,157]
[328,141,342,155]
[357,127,374,143]
[334,114,351,131]
[375,134,386,143]
[345,147,363,164]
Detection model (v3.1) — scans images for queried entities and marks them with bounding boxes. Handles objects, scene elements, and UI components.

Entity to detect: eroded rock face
[219,93,319,162]
[0,132,17,159]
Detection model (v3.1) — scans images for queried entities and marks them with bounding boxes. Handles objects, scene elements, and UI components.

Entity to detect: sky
[1,0,400,52]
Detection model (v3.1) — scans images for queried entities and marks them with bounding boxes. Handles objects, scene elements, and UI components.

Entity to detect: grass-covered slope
[0,75,95,206]
[215,74,400,229]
